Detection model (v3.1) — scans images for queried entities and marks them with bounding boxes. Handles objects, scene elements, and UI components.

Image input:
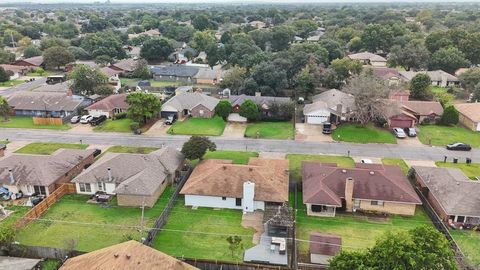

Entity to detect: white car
[392,127,407,138]
[70,115,81,124]
[80,115,93,124]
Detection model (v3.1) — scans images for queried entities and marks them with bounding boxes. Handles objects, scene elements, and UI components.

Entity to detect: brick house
[302,162,421,217]
[454,103,480,131]
[0,149,95,197]
[72,147,184,207]
[86,93,129,118]
[13,56,44,68]
[229,93,291,117]
[161,92,219,119]
[387,92,444,128]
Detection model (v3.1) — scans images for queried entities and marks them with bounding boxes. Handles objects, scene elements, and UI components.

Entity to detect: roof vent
[370,171,375,175]
[107,167,112,182]
[249,168,253,171]
[114,253,119,258]
[126,254,131,259]
[223,166,227,170]
[341,169,347,173]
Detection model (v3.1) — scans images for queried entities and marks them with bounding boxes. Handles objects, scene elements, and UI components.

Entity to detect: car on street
[80,115,93,124]
[89,115,107,126]
[404,127,417,137]
[446,142,472,151]
[392,127,407,138]
[70,115,81,124]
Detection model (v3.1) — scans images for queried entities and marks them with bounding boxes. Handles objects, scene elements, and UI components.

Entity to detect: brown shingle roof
[181,158,289,203]
[7,91,82,112]
[59,240,199,270]
[302,163,421,206]
[86,93,128,112]
[401,101,444,116]
[110,59,137,72]
[454,103,480,122]
[309,232,342,256]
[0,64,29,73]
[18,56,44,66]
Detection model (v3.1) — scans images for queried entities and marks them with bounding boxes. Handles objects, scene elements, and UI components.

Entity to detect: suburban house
[454,103,480,131]
[161,92,219,119]
[302,162,421,217]
[109,59,137,75]
[151,64,199,82]
[193,65,224,85]
[7,92,84,118]
[0,64,28,79]
[412,166,480,228]
[72,147,184,207]
[13,55,44,68]
[310,233,342,265]
[99,67,122,92]
[229,93,291,117]
[303,89,355,125]
[347,52,387,67]
[59,240,199,270]
[127,28,161,39]
[0,149,95,197]
[181,158,289,212]
[399,70,460,87]
[371,67,404,86]
[85,93,129,118]
[388,100,444,128]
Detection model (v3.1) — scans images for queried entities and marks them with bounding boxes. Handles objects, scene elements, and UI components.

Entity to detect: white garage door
[476,122,480,131]
[306,115,329,124]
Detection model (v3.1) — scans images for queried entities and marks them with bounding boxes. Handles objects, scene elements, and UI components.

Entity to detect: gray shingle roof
[151,65,199,77]
[304,89,355,115]
[347,52,386,62]
[73,147,184,196]
[7,91,83,112]
[162,92,219,112]
[399,70,459,82]
[0,149,95,187]
[413,166,480,217]
[229,94,291,108]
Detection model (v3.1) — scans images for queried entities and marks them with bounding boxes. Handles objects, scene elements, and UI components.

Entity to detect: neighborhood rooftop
[162,92,219,112]
[229,94,291,107]
[6,91,83,112]
[85,93,128,112]
[454,103,480,122]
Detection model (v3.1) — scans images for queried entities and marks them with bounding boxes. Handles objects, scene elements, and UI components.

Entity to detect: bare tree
[344,74,400,125]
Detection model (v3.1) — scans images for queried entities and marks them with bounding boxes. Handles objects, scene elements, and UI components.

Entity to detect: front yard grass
[190,150,259,166]
[435,162,480,180]
[0,79,24,87]
[168,116,226,136]
[16,187,174,252]
[382,158,409,175]
[0,116,70,130]
[93,119,134,133]
[15,142,88,155]
[244,121,294,139]
[152,196,255,262]
[105,145,159,154]
[332,123,396,144]
[287,154,354,182]
[450,229,480,267]
[417,125,480,147]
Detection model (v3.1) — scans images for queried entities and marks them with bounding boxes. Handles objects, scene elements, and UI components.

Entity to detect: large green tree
[69,65,108,95]
[388,41,430,71]
[239,100,260,121]
[132,59,151,79]
[191,31,216,52]
[0,67,10,83]
[140,38,173,62]
[43,46,74,70]
[215,100,232,120]
[440,106,459,126]
[293,19,317,39]
[23,45,42,58]
[459,67,480,91]
[361,24,394,53]
[219,66,247,94]
[80,31,127,59]
[428,47,470,74]
[181,136,216,160]
[0,50,15,64]
[410,73,434,101]
[0,96,11,120]
[126,92,161,124]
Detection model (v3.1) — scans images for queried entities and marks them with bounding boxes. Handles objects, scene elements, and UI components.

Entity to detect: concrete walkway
[405,159,437,167]
[223,123,246,138]
[259,152,286,159]
[0,141,29,157]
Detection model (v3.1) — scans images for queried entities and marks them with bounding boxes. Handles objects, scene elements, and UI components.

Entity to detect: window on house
[222,197,226,201]
[97,182,105,191]
[353,199,360,208]
[79,183,91,192]
[235,198,242,206]
[33,185,46,195]
[457,216,465,223]
[370,200,384,206]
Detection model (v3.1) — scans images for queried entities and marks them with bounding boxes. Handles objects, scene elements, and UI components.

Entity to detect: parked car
[90,115,107,126]
[0,187,12,201]
[322,122,332,134]
[446,142,472,151]
[165,115,176,125]
[361,159,373,164]
[80,115,93,124]
[30,194,45,206]
[392,127,407,138]
[46,75,66,85]
[404,127,417,137]
[92,148,102,157]
[70,115,81,124]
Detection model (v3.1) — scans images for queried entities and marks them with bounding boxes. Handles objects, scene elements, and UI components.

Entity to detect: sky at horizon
[0,0,475,3]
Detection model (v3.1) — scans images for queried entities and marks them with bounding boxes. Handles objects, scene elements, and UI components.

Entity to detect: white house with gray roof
[303,89,355,125]
[72,147,184,207]
[399,70,460,87]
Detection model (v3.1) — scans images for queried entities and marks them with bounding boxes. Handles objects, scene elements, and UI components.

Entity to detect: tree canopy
[126,92,162,124]
[181,136,217,160]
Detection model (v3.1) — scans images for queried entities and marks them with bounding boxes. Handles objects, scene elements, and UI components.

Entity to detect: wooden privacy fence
[15,183,76,229]
[33,117,64,126]
[182,258,291,270]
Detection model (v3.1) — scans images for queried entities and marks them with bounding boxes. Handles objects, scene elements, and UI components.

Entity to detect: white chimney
[107,167,112,182]
[8,169,14,185]
[243,181,255,213]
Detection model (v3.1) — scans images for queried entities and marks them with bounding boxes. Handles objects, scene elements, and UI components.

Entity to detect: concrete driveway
[223,122,247,138]
[295,123,333,142]
[144,119,170,136]
[396,136,423,146]
[68,123,94,133]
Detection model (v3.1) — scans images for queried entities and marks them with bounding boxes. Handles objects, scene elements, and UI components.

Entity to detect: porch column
[454,215,458,222]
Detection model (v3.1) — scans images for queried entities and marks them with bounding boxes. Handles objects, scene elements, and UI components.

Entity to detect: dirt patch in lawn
[242,211,264,245]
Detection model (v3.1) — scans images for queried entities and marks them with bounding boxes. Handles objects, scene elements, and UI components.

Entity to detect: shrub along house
[180,158,289,212]
[302,162,421,217]
[72,147,184,207]
[85,93,129,118]
[412,166,480,228]
[229,93,292,119]
[160,92,219,119]
[0,149,95,197]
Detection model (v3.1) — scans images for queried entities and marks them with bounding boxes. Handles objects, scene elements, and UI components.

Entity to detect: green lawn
[168,116,226,136]
[450,229,480,267]
[0,79,24,87]
[106,145,159,154]
[417,125,480,147]
[152,197,255,262]
[16,187,174,252]
[0,116,70,130]
[0,205,29,230]
[292,191,433,262]
[26,70,55,77]
[286,154,355,182]
[0,140,10,144]
[15,142,88,155]
[382,158,410,175]
[93,119,134,133]
[332,124,396,144]
[431,86,447,94]
[244,121,294,139]
[189,150,259,166]
[435,162,480,180]
[38,259,61,270]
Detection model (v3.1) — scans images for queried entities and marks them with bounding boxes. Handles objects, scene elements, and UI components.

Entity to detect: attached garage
[306,114,329,124]
[303,101,331,125]
[388,114,416,128]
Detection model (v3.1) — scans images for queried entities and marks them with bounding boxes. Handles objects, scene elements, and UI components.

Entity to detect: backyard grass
[286,154,355,182]
[244,121,294,139]
[93,119,134,133]
[105,145,159,154]
[38,259,61,270]
[332,124,396,144]
[435,162,480,180]
[0,116,70,130]
[431,86,447,94]
[0,205,29,230]
[15,142,88,155]
[168,116,226,136]
[152,197,255,262]
[450,229,480,267]
[417,125,480,147]
[16,187,174,252]
[382,158,410,175]
[189,150,259,166]
[0,79,24,87]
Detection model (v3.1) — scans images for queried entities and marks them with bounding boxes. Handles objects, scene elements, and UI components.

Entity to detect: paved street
[1,128,478,161]
[0,77,47,97]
